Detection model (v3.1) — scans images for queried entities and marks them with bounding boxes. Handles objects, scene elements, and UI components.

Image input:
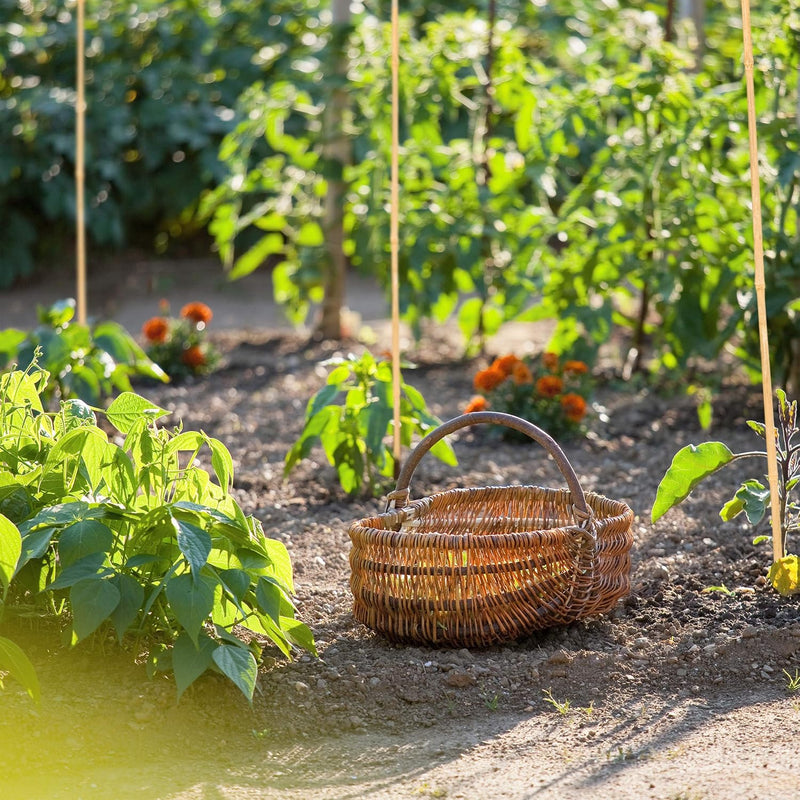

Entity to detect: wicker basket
[348,411,634,647]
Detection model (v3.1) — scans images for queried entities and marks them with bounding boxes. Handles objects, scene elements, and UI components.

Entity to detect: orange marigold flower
[181,345,206,369]
[142,317,169,343]
[492,354,520,377]
[536,375,563,398]
[464,395,489,414]
[181,302,213,325]
[563,360,589,375]
[511,361,533,385]
[542,351,559,371]
[560,393,587,423]
[473,365,507,393]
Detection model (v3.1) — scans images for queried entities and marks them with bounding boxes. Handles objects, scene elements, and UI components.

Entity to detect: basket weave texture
[348,412,634,647]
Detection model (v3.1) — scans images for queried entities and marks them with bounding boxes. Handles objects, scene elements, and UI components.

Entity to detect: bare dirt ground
[1,258,799,800]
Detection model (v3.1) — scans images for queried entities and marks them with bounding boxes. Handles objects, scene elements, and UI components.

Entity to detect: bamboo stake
[390,0,402,469]
[75,0,87,325]
[740,0,783,562]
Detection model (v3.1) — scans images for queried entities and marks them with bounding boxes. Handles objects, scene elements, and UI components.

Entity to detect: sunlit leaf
[652,443,735,522]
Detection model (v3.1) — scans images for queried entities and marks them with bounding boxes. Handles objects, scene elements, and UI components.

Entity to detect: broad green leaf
[172,632,218,699]
[18,502,91,534]
[16,527,56,573]
[106,392,169,434]
[430,438,458,467]
[0,512,21,596]
[720,480,770,525]
[363,402,393,454]
[208,437,234,492]
[697,400,712,432]
[44,427,109,492]
[99,444,137,503]
[0,485,32,524]
[125,554,162,569]
[768,555,800,597]
[0,635,40,703]
[296,221,324,247]
[719,496,745,521]
[167,431,205,455]
[165,573,216,646]
[59,399,96,431]
[109,573,145,642]
[309,383,340,414]
[0,368,44,414]
[62,365,101,406]
[211,644,258,702]
[652,442,735,522]
[58,520,114,568]
[41,298,75,327]
[255,576,283,624]
[281,617,318,656]
[457,297,483,341]
[0,329,27,366]
[746,420,766,438]
[230,233,284,280]
[218,568,250,601]
[70,577,121,642]
[47,552,108,591]
[263,539,295,595]
[174,517,212,577]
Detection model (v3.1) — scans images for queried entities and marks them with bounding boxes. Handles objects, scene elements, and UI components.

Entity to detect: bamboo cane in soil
[390,0,401,473]
[740,0,783,562]
[76,0,87,325]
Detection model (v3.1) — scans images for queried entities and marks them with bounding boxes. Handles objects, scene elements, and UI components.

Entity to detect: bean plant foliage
[285,351,457,496]
[0,363,315,701]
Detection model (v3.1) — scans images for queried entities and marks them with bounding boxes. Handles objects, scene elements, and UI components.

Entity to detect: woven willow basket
[348,412,634,647]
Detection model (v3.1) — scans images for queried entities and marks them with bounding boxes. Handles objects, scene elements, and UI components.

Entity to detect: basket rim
[349,484,633,549]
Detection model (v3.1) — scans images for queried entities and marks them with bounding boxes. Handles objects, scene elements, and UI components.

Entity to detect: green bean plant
[0,362,315,701]
[653,389,800,596]
[285,351,456,496]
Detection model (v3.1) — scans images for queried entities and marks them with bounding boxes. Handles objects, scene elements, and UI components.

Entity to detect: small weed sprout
[483,693,500,711]
[542,688,571,715]
[784,668,800,693]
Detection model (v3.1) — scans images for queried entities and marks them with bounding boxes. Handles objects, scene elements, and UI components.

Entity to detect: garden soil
[1,257,799,800]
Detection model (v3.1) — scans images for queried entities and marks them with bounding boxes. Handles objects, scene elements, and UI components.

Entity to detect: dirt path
[2,260,800,800]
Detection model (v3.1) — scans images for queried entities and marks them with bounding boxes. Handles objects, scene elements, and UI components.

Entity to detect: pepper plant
[653,389,800,596]
[285,351,456,496]
[0,363,315,701]
[0,298,167,406]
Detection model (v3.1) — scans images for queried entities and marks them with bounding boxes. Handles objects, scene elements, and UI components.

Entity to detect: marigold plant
[142,301,219,379]
[467,352,592,440]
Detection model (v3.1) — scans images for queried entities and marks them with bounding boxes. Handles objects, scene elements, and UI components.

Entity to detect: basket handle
[387,411,590,520]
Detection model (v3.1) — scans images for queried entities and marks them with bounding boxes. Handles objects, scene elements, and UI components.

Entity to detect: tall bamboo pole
[75,0,87,325]
[740,0,783,562]
[390,0,401,470]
